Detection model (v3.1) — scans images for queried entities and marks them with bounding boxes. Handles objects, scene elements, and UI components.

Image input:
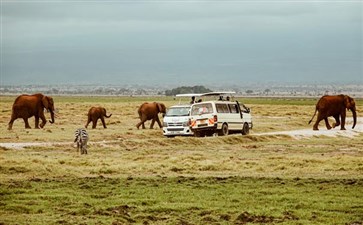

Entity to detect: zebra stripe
[74,128,89,154]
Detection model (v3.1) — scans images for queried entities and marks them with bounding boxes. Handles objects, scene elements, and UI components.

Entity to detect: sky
[1,0,362,86]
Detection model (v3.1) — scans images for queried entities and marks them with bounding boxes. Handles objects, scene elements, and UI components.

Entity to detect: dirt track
[257,117,362,139]
[1,119,361,150]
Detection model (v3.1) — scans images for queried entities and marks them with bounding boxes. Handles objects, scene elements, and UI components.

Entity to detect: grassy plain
[0,95,362,225]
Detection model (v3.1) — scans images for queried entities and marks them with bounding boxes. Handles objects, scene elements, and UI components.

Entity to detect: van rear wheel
[218,124,229,136]
[242,123,249,135]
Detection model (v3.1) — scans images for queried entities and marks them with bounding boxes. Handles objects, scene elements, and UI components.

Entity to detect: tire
[206,131,215,137]
[242,123,249,135]
[218,123,229,136]
[194,131,202,137]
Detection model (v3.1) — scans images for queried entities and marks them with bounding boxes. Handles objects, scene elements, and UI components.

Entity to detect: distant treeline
[164,86,212,96]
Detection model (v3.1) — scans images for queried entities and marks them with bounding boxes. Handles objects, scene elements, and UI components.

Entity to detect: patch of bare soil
[235,211,299,224]
[255,118,362,139]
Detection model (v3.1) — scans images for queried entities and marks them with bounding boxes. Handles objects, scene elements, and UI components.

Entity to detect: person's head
[192,96,195,100]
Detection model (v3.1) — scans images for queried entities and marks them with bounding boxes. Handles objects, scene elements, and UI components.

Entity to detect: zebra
[74,128,89,154]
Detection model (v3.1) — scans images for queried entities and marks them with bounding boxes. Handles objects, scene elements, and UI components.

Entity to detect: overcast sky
[1,0,362,86]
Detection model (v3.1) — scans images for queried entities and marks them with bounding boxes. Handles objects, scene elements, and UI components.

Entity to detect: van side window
[216,104,229,113]
[191,103,213,115]
[229,104,239,113]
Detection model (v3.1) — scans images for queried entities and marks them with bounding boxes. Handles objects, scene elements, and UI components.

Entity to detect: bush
[165,86,212,96]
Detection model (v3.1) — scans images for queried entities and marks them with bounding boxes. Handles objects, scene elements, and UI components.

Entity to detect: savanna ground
[0,95,362,225]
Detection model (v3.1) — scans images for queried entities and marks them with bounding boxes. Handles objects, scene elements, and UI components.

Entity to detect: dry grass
[1,95,362,181]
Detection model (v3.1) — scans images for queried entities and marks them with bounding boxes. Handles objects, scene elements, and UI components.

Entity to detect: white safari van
[162,104,193,137]
[189,92,253,137]
[162,93,205,137]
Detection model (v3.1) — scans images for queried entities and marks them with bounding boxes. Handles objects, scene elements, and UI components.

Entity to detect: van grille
[167,122,183,127]
[167,128,184,132]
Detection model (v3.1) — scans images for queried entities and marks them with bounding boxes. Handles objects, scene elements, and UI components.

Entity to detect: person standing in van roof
[190,96,196,104]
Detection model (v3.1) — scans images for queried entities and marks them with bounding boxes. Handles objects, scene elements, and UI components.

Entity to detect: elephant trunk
[49,110,55,124]
[105,113,112,118]
[352,109,357,129]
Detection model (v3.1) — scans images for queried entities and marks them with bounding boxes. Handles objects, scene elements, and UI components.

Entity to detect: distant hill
[164,86,213,96]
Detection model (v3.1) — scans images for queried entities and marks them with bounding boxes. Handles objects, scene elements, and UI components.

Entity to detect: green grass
[1,176,362,225]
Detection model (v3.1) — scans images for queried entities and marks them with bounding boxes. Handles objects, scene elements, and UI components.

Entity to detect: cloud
[2,1,362,85]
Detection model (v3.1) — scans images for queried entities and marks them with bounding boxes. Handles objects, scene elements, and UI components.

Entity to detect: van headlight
[182,121,189,127]
[163,122,168,127]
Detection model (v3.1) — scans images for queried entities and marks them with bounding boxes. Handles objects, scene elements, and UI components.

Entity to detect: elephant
[85,107,112,129]
[8,93,55,130]
[308,94,357,130]
[136,102,166,129]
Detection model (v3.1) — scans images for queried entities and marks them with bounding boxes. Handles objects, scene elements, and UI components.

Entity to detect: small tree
[246,90,253,95]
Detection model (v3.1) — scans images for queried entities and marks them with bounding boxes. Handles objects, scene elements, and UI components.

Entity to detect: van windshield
[191,103,213,115]
[166,107,190,116]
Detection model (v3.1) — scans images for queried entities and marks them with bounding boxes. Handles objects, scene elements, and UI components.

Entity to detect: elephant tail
[137,108,142,119]
[105,113,112,118]
[308,108,318,124]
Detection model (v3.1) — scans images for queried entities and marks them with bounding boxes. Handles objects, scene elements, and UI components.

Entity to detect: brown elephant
[8,93,55,130]
[136,102,166,129]
[308,95,357,130]
[85,107,112,129]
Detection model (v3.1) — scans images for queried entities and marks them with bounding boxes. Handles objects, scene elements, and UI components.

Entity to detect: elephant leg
[340,113,346,130]
[136,120,141,129]
[85,117,91,128]
[101,117,107,128]
[324,118,332,130]
[137,120,147,129]
[34,116,40,129]
[332,115,340,128]
[23,118,31,129]
[155,117,163,128]
[313,117,321,130]
[8,116,16,130]
[136,121,145,129]
[39,113,47,128]
[150,118,156,129]
[136,115,147,129]
[92,119,97,129]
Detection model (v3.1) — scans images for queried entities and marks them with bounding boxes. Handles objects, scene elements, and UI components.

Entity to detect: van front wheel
[218,124,229,136]
[242,123,249,135]
[194,130,203,137]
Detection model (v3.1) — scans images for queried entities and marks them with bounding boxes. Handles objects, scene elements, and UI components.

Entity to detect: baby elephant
[85,106,112,129]
[136,102,166,129]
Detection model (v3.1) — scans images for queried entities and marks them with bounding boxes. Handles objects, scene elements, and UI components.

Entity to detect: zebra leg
[84,140,88,154]
[77,142,81,154]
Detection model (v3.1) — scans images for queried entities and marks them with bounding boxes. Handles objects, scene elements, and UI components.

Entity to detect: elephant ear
[158,103,166,113]
[344,95,352,109]
[42,96,49,110]
[156,103,162,113]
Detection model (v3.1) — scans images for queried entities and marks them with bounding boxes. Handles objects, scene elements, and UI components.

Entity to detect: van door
[215,103,230,129]
[228,103,243,130]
